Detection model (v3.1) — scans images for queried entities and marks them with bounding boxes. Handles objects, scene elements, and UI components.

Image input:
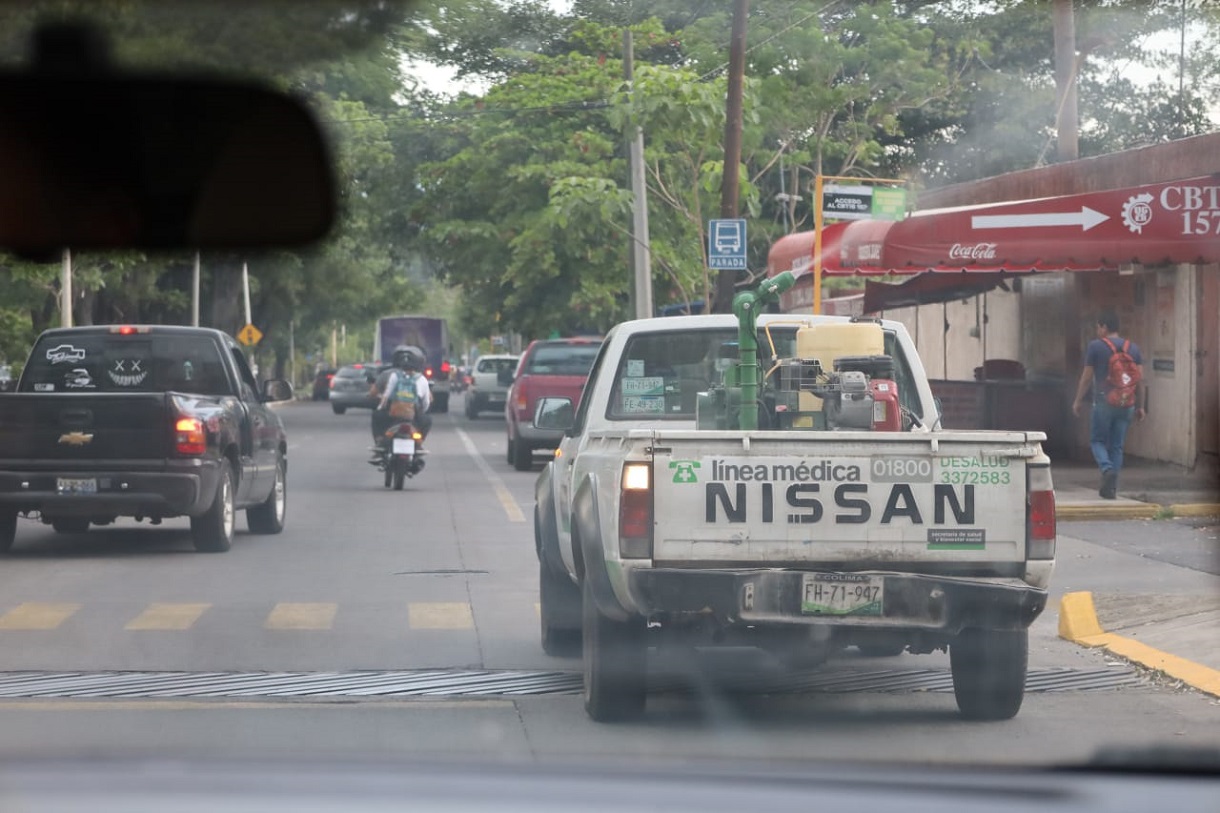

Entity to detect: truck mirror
[534,397,574,432]
[261,378,294,403]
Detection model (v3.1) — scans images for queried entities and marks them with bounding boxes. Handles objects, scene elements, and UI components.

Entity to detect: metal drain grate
[0,667,1143,699]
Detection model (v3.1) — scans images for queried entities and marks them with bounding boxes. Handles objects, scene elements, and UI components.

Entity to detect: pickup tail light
[619,462,653,559]
[174,416,207,456]
[1027,464,1056,559]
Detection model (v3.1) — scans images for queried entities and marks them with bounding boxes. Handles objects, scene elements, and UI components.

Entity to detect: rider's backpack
[387,372,419,421]
[1101,338,1141,408]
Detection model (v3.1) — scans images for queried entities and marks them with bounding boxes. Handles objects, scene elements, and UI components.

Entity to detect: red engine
[869,378,902,431]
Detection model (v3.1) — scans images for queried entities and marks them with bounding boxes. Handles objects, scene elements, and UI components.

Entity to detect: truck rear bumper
[0,462,220,519]
[628,568,1046,634]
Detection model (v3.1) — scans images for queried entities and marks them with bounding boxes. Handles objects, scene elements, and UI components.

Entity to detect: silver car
[465,354,518,419]
[328,364,378,415]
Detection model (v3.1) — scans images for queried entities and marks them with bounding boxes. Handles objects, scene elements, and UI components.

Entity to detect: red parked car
[505,337,602,471]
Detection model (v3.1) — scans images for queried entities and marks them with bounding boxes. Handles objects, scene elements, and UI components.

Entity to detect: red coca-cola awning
[877,174,1220,272]
[768,175,1220,281]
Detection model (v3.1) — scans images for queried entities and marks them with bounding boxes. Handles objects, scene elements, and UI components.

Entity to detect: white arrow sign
[972,206,1109,232]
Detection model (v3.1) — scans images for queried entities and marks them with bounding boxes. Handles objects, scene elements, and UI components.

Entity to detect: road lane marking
[265,603,337,630]
[0,603,81,630]
[1059,591,1220,698]
[125,603,211,631]
[408,602,474,630]
[0,699,514,711]
[454,426,526,523]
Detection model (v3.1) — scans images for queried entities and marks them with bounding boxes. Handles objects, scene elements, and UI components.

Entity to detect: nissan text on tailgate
[534,299,1055,722]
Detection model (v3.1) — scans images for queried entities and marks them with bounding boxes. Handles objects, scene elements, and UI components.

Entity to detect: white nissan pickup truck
[533,275,1055,723]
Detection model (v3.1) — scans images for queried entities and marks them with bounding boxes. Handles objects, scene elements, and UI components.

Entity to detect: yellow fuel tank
[795,321,885,372]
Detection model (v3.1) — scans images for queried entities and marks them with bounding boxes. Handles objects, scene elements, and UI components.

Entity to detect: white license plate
[801,574,883,616]
[392,438,415,455]
[56,478,97,495]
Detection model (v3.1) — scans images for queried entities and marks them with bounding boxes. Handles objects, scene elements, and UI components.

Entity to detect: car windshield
[0,0,1217,788]
[522,343,602,375]
[20,332,231,395]
[477,358,517,375]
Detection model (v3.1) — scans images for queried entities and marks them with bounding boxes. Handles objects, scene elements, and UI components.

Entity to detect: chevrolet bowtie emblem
[58,432,94,446]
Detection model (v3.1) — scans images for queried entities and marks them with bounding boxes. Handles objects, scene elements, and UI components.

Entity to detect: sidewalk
[1052,455,1220,698]
[1054,455,1220,520]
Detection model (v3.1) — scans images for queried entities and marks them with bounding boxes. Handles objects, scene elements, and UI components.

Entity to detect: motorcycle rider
[370,345,432,462]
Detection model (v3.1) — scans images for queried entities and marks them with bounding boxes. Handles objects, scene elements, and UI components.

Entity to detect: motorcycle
[376,421,426,490]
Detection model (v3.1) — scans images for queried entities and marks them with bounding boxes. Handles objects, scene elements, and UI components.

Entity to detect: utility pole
[60,249,72,327]
[191,250,200,327]
[241,261,252,326]
[624,30,653,320]
[713,0,750,314]
[1052,0,1079,161]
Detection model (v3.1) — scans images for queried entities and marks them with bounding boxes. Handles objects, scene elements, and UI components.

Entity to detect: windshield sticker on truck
[626,359,645,377]
[33,382,55,392]
[622,395,665,414]
[64,368,96,389]
[620,376,664,397]
[107,358,149,387]
[45,344,86,364]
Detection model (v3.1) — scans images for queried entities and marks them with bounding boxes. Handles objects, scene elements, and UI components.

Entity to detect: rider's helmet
[392,345,424,372]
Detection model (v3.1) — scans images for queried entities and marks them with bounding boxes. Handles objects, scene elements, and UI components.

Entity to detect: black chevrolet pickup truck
[0,325,293,553]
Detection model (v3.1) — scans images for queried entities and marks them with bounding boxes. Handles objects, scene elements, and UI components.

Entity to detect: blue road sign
[708,219,747,270]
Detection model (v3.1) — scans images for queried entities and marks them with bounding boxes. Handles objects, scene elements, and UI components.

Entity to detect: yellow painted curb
[1058,591,1220,698]
[1168,503,1220,518]
[1057,504,1161,521]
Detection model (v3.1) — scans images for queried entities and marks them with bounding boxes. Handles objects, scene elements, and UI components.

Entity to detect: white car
[465,354,518,419]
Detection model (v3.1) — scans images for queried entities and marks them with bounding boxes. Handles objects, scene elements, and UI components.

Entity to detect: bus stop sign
[708,219,747,270]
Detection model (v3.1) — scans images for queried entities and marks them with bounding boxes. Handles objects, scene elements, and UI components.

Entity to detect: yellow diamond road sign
[238,324,263,346]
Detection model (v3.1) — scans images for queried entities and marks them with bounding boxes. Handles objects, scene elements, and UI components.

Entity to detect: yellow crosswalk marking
[408,602,474,630]
[0,603,81,630]
[264,603,337,630]
[125,603,211,631]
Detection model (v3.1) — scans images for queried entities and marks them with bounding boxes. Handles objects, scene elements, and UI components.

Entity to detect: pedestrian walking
[1072,311,1146,499]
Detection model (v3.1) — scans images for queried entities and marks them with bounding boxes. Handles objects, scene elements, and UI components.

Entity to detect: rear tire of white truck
[582,578,646,722]
[950,628,1028,721]
[539,562,581,657]
[191,464,235,553]
[0,511,16,553]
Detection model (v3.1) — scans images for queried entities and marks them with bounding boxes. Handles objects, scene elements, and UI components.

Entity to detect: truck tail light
[174,417,207,456]
[1027,464,1056,559]
[619,462,652,559]
[441,361,451,374]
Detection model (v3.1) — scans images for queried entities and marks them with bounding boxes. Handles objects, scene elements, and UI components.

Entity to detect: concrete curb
[1057,591,1220,698]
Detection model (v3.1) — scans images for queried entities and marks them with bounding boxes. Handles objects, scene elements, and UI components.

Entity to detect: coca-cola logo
[948,242,998,260]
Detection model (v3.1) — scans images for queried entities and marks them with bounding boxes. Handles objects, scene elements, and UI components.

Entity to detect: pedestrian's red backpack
[1102,338,1141,408]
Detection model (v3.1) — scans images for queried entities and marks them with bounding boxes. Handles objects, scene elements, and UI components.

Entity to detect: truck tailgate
[649,431,1037,566]
[0,393,170,462]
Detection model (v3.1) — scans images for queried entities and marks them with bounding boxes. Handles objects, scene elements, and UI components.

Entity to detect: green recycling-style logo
[669,460,701,484]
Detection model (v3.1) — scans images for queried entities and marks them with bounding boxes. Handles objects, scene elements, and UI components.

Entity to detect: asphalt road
[0,394,1215,768]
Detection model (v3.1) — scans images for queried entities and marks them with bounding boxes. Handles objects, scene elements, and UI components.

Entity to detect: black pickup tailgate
[0,393,169,462]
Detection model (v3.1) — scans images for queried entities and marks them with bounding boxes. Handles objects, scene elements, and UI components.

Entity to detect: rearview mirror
[0,72,334,254]
[534,396,574,432]
[261,379,294,403]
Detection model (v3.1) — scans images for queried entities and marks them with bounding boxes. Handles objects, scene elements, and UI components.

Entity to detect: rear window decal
[64,368,95,389]
[626,359,645,377]
[108,358,149,387]
[45,344,86,364]
[34,382,55,392]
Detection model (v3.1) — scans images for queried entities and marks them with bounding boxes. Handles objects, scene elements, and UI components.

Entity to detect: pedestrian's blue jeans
[1090,401,1135,475]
